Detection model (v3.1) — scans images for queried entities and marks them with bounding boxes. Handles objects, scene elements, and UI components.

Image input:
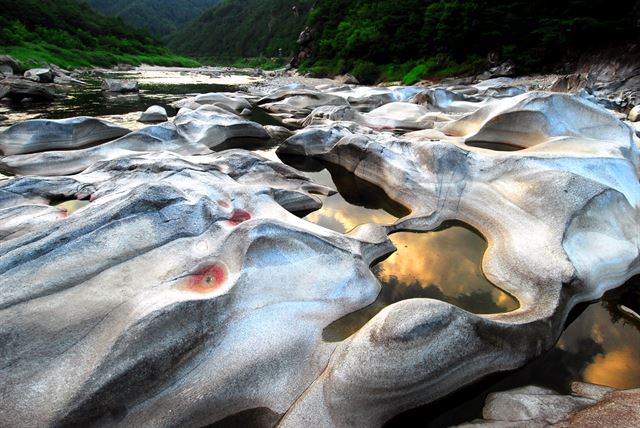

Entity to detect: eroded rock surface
[0,76,638,428]
[138,105,168,123]
[0,117,131,156]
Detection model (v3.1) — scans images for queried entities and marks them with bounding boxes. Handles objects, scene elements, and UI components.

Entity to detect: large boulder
[258,89,349,118]
[138,105,168,123]
[102,78,139,93]
[0,77,56,102]
[442,91,633,148]
[0,55,21,77]
[174,105,270,149]
[193,92,252,113]
[0,117,131,156]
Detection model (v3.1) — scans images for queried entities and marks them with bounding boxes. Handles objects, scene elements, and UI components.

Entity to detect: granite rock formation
[0,78,638,427]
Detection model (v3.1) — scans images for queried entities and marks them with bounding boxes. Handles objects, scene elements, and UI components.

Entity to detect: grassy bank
[3,42,199,70]
[0,0,200,70]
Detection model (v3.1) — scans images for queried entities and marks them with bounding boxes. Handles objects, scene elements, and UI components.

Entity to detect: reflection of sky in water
[559,299,640,390]
[324,227,518,341]
[377,229,518,313]
[388,279,640,428]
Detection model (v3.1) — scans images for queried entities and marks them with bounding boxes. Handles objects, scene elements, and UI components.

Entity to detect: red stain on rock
[227,209,251,226]
[217,199,230,208]
[187,264,227,293]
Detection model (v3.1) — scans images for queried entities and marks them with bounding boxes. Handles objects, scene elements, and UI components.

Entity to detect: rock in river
[138,105,168,123]
[0,117,131,156]
[0,77,56,102]
[102,78,139,93]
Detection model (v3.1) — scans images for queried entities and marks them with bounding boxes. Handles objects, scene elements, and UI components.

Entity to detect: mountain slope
[86,0,221,39]
[169,0,315,59]
[0,0,197,68]
[302,0,640,82]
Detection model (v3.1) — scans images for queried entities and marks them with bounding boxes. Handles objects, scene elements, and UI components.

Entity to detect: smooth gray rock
[0,77,56,101]
[0,108,270,175]
[259,89,349,118]
[442,92,633,149]
[628,105,640,122]
[482,387,596,424]
[102,78,139,93]
[461,383,640,427]
[194,92,252,113]
[174,105,270,149]
[0,150,384,428]
[0,117,130,156]
[138,105,168,123]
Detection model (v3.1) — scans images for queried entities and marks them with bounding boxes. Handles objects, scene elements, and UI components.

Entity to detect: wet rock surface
[0,69,638,427]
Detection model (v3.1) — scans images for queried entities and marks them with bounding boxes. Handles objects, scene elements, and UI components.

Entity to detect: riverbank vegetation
[0,0,199,69]
[299,0,639,83]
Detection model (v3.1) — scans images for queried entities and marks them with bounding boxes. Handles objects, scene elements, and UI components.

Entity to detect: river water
[2,68,638,426]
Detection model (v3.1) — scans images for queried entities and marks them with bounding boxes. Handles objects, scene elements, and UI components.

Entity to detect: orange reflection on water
[377,229,515,308]
[584,347,640,389]
[324,226,518,341]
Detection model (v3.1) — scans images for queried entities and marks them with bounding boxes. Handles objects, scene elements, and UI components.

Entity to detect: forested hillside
[86,0,221,39]
[169,0,315,60]
[0,0,197,68]
[302,0,640,82]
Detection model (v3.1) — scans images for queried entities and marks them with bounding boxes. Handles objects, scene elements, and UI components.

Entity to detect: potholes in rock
[323,223,519,342]
[464,141,525,151]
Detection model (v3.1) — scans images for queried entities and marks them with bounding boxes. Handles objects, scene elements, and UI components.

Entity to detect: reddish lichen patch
[186,263,227,294]
[227,209,251,226]
[217,199,230,208]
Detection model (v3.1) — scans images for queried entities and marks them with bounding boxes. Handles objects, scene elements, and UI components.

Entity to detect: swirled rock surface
[0,117,131,156]
[0,79,638,428]
[0,106,271,176]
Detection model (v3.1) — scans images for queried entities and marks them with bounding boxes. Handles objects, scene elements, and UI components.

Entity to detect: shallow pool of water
[323,225,519,341]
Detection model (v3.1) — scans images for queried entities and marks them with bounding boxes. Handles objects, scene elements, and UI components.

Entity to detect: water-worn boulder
[259,88,349,118]
[102,78,139,93]
[174,105,270,149]
[138,105,168,123]
[628,105,640,122]
[0,117,130,156]
[442,91,632,148]
[0,108,270,175]
[0,77,56,101]
[194,92,253,113]
[0,150,369,427]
